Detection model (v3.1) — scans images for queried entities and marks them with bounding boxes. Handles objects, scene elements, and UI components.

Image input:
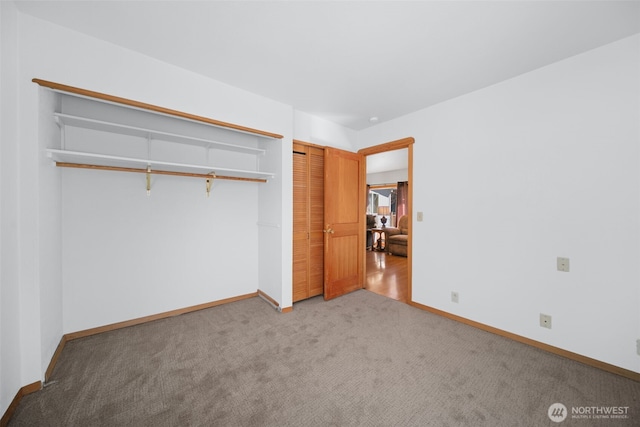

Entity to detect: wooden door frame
[358,137,414,303]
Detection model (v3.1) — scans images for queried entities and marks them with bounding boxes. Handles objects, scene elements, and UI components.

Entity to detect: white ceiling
[14,0,640,131]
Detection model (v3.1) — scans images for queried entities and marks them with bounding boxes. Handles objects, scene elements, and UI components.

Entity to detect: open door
[323,147,365,300]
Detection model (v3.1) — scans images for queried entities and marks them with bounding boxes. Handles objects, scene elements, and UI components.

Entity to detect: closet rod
[55,162,268,183]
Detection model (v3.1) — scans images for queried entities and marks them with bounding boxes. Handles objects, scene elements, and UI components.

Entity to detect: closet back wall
[61,167,259,332]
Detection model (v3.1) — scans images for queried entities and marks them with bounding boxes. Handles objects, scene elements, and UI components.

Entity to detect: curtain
[397,181,408,220]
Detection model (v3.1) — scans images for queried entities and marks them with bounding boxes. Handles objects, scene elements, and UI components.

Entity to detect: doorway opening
[358,138,414,304]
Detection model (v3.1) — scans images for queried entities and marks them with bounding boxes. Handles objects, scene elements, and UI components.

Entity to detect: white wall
[358,34,640,373]
[258,125,295,309]
[0,0,24,416]
[37,87,62,381]
[2,10,294,413]
[294,110,357,151]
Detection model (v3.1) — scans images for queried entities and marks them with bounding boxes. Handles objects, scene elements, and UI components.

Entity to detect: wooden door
[323,147,365,300]
[293,143,324,302]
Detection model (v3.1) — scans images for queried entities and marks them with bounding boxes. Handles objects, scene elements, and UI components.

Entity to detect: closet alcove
[34,78,286,332]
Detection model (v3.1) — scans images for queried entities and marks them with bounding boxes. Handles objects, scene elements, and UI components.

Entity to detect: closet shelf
[46,149,275,182]
[34,78,284,140]
[35,79,281,186]
[54,113,266,155]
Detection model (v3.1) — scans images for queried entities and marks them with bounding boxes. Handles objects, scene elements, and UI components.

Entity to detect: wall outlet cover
[540,313,552,329]
[451,291,459,303]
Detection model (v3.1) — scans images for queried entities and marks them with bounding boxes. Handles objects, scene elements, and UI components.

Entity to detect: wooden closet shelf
[36,78,280,185]
[33,78,284,140]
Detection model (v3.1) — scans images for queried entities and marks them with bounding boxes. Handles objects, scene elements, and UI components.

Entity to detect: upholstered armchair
[386,215,408,256]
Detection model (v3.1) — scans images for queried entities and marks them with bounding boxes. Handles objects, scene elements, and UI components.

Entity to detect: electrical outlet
[557,257,570,272]
[637,339,640,356]
[451,291,459,303]
[540,313,552,329]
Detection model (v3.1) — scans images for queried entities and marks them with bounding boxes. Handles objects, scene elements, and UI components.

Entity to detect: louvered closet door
[293,144,310,302]
[293,143,324,302]
[308,146,324,297]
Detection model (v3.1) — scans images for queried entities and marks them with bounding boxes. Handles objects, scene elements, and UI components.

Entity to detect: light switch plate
[417,211,424,222]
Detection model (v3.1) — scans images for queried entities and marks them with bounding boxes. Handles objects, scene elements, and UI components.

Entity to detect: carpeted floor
[10,290,640,426]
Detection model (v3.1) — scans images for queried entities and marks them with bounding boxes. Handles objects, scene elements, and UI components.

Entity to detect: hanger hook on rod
[146,165,151,196]
[205,172,216,197]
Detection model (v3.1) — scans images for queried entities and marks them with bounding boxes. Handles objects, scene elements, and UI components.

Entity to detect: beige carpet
[10,290,640,426]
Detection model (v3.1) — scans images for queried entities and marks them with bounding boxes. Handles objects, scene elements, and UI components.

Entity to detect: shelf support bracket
[54,116,66,150]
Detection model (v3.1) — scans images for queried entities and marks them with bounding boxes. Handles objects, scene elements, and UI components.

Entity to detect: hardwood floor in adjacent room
[365,250,408,303]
